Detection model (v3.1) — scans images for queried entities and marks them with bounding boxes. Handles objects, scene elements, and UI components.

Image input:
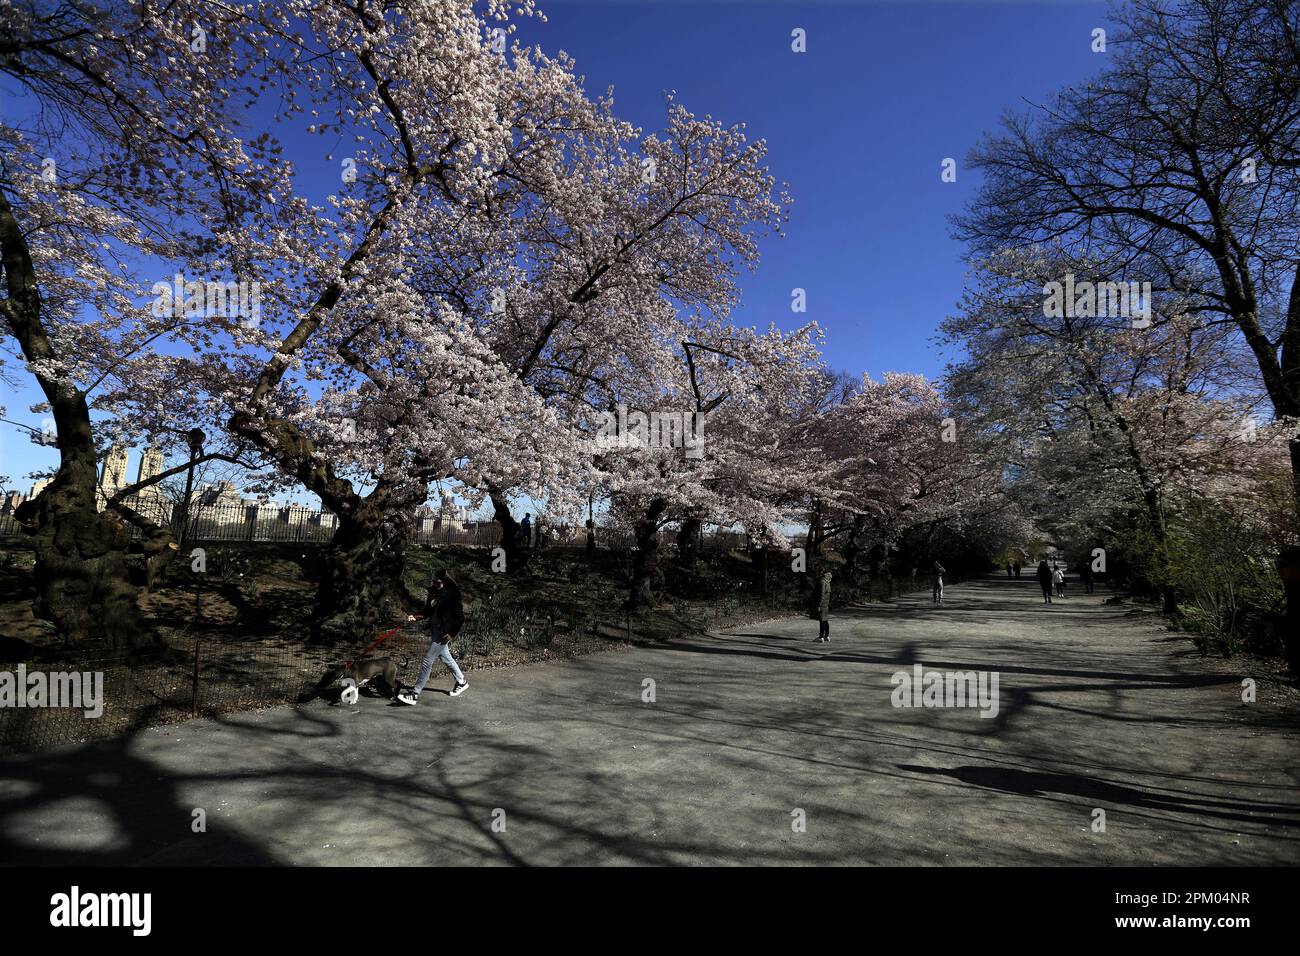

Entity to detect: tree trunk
[109,499,179,595]
[488,489,529,573]
[677,516,702,571]
[311,492,411,643]
[227,404,418,643]
[1136,487,1179,615]
[627,498,667,611]
[15,466,155,653]
[2,188,154,653]
[842,514,867,582]
[805,501,822,555]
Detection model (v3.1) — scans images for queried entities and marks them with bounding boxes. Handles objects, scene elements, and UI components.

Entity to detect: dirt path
[2,575,1297,865]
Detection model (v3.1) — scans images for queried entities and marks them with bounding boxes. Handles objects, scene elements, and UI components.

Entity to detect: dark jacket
[1035,562,1052,584]
[817,574,832,622]
[425,587,464,641]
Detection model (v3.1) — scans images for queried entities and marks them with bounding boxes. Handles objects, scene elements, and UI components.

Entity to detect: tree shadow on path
[898,763,1300,829]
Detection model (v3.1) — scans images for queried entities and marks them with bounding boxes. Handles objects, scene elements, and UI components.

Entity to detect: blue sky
[521,0,1107,377]
[1,0,1109,494]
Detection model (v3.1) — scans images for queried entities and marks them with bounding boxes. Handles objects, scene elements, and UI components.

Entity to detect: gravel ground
[1,575,1297,866]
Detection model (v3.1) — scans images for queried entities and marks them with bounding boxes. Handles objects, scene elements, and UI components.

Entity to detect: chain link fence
[1,595,667,755]
[0,547,951,755]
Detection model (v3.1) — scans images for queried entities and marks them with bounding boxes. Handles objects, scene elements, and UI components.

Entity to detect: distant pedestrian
[1081,561,1095,594]
[1006,562,1013,578]
[931,560,946,605]
[1013,560,1022,579]
[1053,566,1065,597]
[519,512,532,549]
[1036,560,1053,604]
[815,570,832,642]
[398,569,468,704]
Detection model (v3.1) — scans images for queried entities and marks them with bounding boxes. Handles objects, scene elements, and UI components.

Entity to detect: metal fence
[0,614,488,754]
[0,569,947,755]
[0,633,382,756]
[0,596,686,755]
[0,502,758,552]
[0,500,503,546]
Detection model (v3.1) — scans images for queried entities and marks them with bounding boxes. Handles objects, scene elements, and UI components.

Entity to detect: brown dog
[300,656,398,703]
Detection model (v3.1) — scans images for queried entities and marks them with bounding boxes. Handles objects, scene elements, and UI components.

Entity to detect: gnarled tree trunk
[488,487,529,574]
[627,497,668,611]
[229,408,416,644]
[2,189,154,653]
[108,499,180,595]
[312,497,410,643]
[15,466,154,652]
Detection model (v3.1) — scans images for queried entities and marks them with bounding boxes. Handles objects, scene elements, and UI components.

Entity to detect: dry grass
[0,540,816,753]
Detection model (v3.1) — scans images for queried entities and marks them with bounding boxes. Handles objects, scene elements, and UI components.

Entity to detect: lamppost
[178,427,205,544]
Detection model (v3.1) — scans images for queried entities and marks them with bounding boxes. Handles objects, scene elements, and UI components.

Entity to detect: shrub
[1165,497,1286,658]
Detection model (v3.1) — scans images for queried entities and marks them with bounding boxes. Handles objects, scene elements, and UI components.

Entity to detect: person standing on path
[399,569,468,704]
[1081,560,1095,594]
[1053,565,1066,597]
[931,560,946,605]
[1006,562,1013,578]
[1036,560,1054,604]
[1013,560,1022,579]
[815,570,832,642]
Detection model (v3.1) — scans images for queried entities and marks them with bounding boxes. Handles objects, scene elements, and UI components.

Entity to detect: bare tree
[954,0,1300,674]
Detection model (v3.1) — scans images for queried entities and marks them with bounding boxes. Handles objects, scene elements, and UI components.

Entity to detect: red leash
[346,619,420,669]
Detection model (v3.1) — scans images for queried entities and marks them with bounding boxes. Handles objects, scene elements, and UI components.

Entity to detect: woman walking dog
[399,569,469,704]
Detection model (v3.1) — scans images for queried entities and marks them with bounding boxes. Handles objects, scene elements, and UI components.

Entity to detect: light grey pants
[411,638,465,694]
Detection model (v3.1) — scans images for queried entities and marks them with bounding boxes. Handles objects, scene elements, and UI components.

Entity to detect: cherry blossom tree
[3,0,800,644]
[455,92,794,572]
[136,1,792,636]
[8,0,947,649]
[798,372,1001,582]
[1,0,285,649]
[586,319,826,608]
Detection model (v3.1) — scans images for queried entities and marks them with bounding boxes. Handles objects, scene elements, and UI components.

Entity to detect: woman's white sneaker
[449,682,468,697]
